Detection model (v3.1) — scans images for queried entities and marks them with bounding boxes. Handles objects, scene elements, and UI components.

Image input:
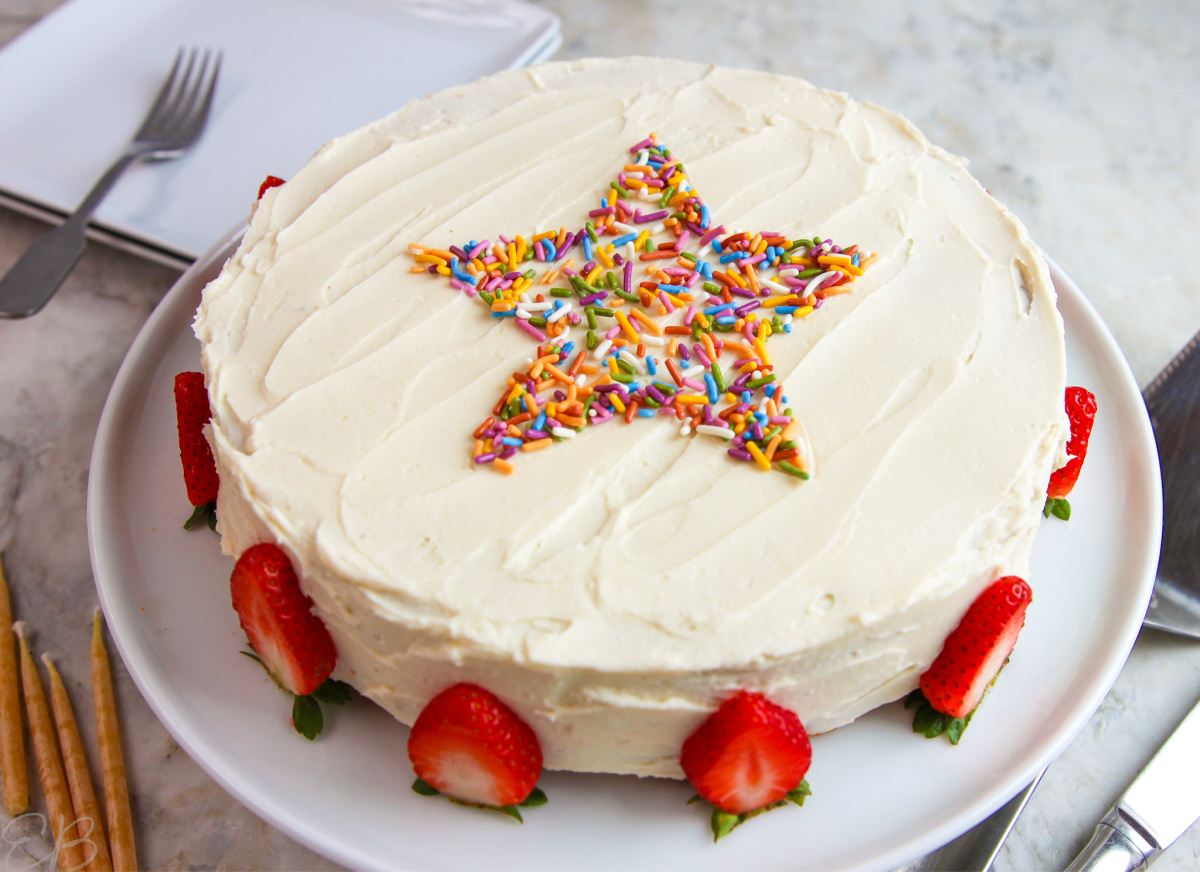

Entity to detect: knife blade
[1065,695,1200,870]
[1143,329,1200,637]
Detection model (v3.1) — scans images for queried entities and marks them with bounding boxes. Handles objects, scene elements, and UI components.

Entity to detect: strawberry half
[920,576,1032,719]
[257,175,285,200]
[680,690,812,816]
[174,371,219,530]
[230,543,336,698]
[408,684,543,809]
[1046,387,1097,515]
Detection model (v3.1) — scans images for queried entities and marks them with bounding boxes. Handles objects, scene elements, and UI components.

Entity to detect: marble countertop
[0,1,1197,869]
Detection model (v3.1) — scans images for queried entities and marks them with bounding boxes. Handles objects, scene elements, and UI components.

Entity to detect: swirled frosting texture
[195,58,1066,777]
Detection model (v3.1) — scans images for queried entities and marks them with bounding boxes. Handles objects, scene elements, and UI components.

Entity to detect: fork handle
[0,152,139,319]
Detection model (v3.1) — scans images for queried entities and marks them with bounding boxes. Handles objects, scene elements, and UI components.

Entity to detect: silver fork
[0,47,221,319]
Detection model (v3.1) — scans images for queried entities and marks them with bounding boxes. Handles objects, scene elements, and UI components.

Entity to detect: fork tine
[182,51,222,145]
[164,49,210,141]
[135,48,187,139]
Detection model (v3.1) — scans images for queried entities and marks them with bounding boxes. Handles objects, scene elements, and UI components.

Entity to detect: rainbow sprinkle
[408,135,874,478]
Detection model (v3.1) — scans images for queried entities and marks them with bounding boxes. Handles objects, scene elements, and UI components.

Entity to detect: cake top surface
[195,57,1065,681]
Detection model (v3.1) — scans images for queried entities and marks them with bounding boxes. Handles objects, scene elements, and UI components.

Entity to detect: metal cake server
[900,327,1200,871]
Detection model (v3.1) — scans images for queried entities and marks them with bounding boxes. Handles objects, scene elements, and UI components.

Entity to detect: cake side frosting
[194,58,1067,777]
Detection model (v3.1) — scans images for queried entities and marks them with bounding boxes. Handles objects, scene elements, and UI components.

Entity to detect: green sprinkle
[670,211,688,221]
[606,271,618,289]
[586,222,598,243]
[779,440,797,450]
[715,321,735,333]
[592,307,615,318]
[610,181,629,198]
[643,238,655,254]
[582,394,598,417]
[653,381,677,395]
[586,307,597,329]
[550,287,572,298]
[611,371,633,384]
[779,462,809,479]
[529,317,547,328]
[616,358,636,374]
[784,407,793,416]
[642,395,661,409]
[614,289,640,303]
[763,426,782,442]
[703,282,721,294]
[798,268,823,279]
[772,316,784,333]
[479,290,495,305]
[586,330,598,350]
[659,186,675,207]
[522,269,537,280]
[711,364,727,392]
[680,252,697,263]
[691,322,703,341]
[747,375,776,389]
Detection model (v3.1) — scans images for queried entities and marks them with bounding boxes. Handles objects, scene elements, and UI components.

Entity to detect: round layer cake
[194,57,1067,778]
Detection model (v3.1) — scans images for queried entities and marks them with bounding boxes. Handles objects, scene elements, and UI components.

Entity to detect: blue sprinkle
[711,239,724,254]
[553,299,565,310]
[544,240,557,261]
[637,409,655,418]
[534,411,547,430]
[780,395,789,404]
[491,310,516,318]
[775,306,798,314]
[583,236,594,261]
[716,316,736,326]
[742,390,752,404]
[784,324,793,333]
[700,205,710,229]
[718,252,748,264]
[628,381,642,393]
[700,261,714,279]
[612,233,637,247]
[703,301,737,316]
[449,256,474,284]
[704,373,719,404]
[755,412,768,424]
[562,341,576,356]
[852,253,860,267]
[765,384,777,398]
[502,437,523,447]
[646,356,658,376]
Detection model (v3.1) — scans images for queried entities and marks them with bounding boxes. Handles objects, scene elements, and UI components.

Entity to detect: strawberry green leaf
[786,780,812,806]
[908,688,972,744]
[240,649,263,666]
[183,501,217,531]
[1046,497,1072,520]
[711,808,741,841]
[311,677,356,706]
[691,781,812,842]
[412,777,440,796]
[519,787,548,808]
[292,694,323,740]
[686,793,705,805]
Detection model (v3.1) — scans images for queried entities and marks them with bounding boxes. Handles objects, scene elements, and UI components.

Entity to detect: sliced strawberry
[920,576,1032,719]
[257,175,285,200]
[174,372,219,528]
[408,684,543,808]
[680,691,811,816]
[1047,386,1097,499]
[230,543,336,697]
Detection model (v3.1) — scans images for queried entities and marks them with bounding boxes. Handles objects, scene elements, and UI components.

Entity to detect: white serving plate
[87,230,1161,871]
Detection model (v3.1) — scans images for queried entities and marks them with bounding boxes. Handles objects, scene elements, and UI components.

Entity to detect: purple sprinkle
[594,384,622,393]
[554,390,566,402]
[728,448,753,462]
[635,209,669,224]
[751,423,765,441]
[734,301,761,317]
[499,234,512,245]
[731,374,751,391]
[679,344,691,362]
[475,452,496,464]
[693,345,711,367]
[525,429,548,439]
[546,417,563,429]
[729,286,756,300]
[449,245,469,260]
[647,385,666,403]
[674,230,691,252]
[580,291,606,306]
[623,259,633,292]
[534,241,546,262]
[589,207,616,218]
[499,446,517,460]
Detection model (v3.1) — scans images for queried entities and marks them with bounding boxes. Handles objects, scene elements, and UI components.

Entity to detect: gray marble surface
[0,0,1197,869]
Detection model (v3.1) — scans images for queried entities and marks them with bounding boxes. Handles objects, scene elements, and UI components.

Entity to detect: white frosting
[194,58,1066,778]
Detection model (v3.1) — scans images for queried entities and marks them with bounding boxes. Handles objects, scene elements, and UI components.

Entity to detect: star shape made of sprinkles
[408,134,874,478]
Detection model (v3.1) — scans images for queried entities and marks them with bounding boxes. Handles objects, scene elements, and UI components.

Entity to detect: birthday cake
[193,58,1067,781]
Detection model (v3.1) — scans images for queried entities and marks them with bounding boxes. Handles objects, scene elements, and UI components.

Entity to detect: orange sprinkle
[630,309,663,335]
[493,459,515,475]
[523,438,552,452]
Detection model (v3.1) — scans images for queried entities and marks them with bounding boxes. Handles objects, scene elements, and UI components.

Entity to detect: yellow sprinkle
[596,246,614,269]
[761,296,793,308]
[676,395,708,404]
[630,309,663,335]
[739,361,757,374]
[747,441,771,471]
[734,421,747,435]
[817,254,853,266]
[516,236,528,260]
[610,395,626,413]
[413,254,447,266]
[436,266,451,276]
[754,337,771,366]
[832,263,864,277]
[507,242,518,270]
[533,230,556,242]
[546,402,557,417]
[725,392,738,404]
[615,310,640,343]
[635,230,650,250]
[694,313,710,329]
[795,305,815,318]
[507,384,524,403]
[723,270,747,288]
[586,265,603,285]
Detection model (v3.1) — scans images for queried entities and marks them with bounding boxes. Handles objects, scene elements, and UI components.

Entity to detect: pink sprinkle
[605,325,621,340]
[450,279,477,297]
[682,377,705,391]
[674,230,691,252]
[516,319,547,342]
[657,291,675,313]
[535,241,546,262]
[684,305,697,326]
[467,240,489,259]
[629,137,653,153]
[699,225,726,247]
